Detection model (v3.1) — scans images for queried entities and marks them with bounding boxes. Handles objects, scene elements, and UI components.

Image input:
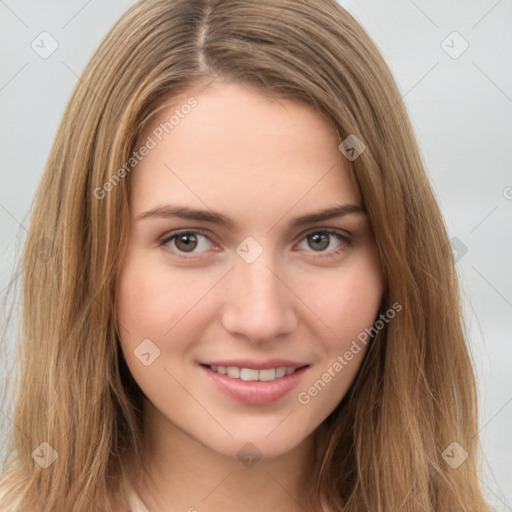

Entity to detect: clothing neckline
[121,473,333,512]
[121,472,149,512]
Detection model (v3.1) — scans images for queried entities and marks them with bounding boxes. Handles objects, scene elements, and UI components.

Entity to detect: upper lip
[199,359,309,370]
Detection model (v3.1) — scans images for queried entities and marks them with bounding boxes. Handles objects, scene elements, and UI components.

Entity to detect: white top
[121,473,333,512]
[121,473,150,512]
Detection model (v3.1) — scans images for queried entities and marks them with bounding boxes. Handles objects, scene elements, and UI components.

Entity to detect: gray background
[1,1,511,508]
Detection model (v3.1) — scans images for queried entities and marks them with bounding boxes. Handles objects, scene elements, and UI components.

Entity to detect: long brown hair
[0,0,490,510]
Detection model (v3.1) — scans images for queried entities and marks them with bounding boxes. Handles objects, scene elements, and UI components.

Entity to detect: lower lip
[200,364,309,405]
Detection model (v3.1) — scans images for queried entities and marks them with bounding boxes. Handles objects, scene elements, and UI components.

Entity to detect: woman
[0,0,491,510]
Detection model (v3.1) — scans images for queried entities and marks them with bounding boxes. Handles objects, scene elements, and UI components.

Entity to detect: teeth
[240,368,259,381]
[276,367,286,378]
[209,365,297,381]
[226,366,240,378]
[258,369,276,381]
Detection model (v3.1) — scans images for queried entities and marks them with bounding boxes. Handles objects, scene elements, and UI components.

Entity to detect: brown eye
[160,231,214,257]
[296,229,351,259]
[307,232,330,251]
[174,233,199,252]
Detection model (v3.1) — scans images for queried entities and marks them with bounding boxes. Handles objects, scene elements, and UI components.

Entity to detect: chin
[196,418,317,462]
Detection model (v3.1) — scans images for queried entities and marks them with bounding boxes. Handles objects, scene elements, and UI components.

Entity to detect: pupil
[177,234,197,252]
[310,233,328,251]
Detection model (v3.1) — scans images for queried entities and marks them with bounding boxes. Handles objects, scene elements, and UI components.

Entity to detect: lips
[208,365,297,381]
[198,359,310,405]
[199,359,307,370]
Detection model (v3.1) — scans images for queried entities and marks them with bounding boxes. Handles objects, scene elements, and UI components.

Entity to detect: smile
[200,362,310,405]
[208,365,297,381]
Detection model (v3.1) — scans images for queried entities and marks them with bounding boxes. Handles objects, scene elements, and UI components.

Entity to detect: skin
[116,80,383,512]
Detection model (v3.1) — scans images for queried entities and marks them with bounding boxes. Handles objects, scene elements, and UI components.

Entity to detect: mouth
[198,361,310,405]
[201,364,305,382]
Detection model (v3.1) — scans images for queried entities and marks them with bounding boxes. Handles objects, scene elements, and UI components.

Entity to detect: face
[116,80,383,460]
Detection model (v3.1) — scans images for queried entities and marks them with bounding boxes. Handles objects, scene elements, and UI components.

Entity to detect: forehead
[130,81,357,224]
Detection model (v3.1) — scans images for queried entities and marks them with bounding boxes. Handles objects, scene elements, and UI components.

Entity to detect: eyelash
[158,229,351,261]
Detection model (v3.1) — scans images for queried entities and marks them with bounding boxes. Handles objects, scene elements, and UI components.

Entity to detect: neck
[126,399,318,512]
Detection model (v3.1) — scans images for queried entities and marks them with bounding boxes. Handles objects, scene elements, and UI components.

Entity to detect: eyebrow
[135,203,366,230]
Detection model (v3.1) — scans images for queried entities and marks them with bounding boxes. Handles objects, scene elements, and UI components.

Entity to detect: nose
[220,256,298,343]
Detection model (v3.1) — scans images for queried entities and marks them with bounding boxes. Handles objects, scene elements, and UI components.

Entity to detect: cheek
[115,250,224,395]
[295,248,382,398]
[302,251,383,344]
[294,255,382,412]
[117,249,207,340]
[115,252,197,399]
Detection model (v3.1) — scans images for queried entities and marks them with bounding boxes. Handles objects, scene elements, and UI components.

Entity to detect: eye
[296,229,351,259]
[159,230,214,258]
[159,228,351,260]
